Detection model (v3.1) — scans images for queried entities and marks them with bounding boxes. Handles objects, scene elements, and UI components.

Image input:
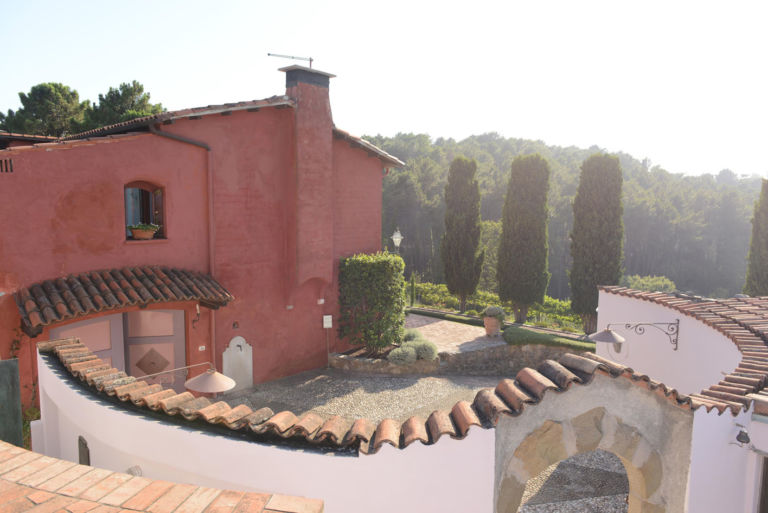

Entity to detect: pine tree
[570,153,623,333]
[497,154,551,323]
[441,156,484,311]
[744,179,768,296]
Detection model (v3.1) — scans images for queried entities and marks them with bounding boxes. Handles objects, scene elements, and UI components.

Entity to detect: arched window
[124,181,165,239]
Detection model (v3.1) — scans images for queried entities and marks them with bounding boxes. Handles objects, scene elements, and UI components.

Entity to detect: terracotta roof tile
[40,329,742,457]
[401,416,429,447]
[372,418,401,450]
[15,266,234,337]
[426,410,457,442]
[599,287,768,414]
[514,368,557,400]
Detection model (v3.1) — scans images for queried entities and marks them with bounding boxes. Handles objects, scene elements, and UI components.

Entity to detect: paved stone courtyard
[225,314,627,511]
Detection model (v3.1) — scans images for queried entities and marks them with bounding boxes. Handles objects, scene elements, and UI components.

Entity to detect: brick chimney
[280,66,336,294]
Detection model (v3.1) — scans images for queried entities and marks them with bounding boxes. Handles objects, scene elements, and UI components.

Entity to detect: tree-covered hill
[366,132,761,299]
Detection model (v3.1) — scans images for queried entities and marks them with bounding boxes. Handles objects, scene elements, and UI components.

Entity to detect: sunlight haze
[3,0,766,176]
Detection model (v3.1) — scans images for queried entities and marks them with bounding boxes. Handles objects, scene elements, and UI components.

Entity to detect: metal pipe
[139,361,213,380]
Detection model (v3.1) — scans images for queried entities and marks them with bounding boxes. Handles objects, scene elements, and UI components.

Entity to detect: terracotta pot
[130,228,157,240]
[483,316,501,337]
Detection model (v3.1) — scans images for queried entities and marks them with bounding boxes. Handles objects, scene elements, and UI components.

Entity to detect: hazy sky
[3,1,767,177]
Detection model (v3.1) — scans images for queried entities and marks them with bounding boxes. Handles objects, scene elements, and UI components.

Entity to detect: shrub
[388,345,417,365]
[339,252,406,351]
[404,340,438,361]
[403,329,423,342]
[465,309,479,317]
[482,305,506,322]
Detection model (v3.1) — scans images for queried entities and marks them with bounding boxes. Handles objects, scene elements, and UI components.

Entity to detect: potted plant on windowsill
[128,223,160,240]
[482,305,506,337]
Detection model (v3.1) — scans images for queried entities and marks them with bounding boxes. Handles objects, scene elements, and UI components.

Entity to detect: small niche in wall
[78,436,90,466]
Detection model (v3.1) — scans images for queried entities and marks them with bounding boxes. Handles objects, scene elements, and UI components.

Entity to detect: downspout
[148,125,218,370]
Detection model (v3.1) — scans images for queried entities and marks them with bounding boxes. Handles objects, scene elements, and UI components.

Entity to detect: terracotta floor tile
[79,474,132,502]
[86,506,121,513]
[231,492,270,513]
[174,487,221,513]
[55,469,113,497]
[265,494,323,513]
[0,446,26,463]
[24,495,76,513]
[205,490,245,513]
[146,483,197,513]
[99,477,151,506]
[2,495,36,513]
[26,490,56,504]
[37,466,93,493]
[19,460,77,488]
[0,481,34,503]
[2,457,58,484]
[120,480,173,510]
[63,500,100,513]
[0,452,44,475]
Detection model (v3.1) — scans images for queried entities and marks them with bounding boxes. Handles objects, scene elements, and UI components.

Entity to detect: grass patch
[502,325,595,352]
[22,407,40,449]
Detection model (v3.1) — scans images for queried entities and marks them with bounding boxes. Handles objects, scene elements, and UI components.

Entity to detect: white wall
[596,291,741,395]
[36,353,494,513]
[687,405,761,512]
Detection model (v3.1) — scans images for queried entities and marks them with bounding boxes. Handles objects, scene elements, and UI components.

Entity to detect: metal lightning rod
[267,53,314,68]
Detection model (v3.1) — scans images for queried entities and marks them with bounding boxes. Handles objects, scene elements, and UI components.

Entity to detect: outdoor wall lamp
[730,423,751,447]
[139,361,236,393]
[391,228,403,253]
[588,319,680,351]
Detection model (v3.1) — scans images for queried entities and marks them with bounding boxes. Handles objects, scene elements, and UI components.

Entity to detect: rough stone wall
[495,373,694,513]
[438,344,586,376]
[329,344,585,377]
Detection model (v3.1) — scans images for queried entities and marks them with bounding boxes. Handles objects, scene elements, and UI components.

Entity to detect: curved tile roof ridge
[15,266,234,337]
[600,286,768,414]
[39,336,739,457]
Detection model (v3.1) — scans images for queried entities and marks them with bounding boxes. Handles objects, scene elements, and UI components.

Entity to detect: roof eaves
[332,128,405,168]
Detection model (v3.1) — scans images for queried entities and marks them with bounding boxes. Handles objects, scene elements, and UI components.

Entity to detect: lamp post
[391,228,403,254]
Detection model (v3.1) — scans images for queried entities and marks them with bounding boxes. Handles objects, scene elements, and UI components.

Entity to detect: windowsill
[124,238,169,244]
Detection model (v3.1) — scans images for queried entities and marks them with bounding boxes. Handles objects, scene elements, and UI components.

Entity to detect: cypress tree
[570,153,623,333]
[497,154,551,323]
[744,179,768,296]
[441,156,484,312]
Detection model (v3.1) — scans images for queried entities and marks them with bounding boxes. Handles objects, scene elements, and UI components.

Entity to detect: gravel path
[223,368,504,422]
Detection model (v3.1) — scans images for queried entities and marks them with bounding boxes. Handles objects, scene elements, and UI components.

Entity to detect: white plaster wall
[596,291,741,395]
[687,406,761,513]
[36,353,494,513]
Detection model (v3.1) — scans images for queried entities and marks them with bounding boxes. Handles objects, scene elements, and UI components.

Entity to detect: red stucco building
[0,66,402,407]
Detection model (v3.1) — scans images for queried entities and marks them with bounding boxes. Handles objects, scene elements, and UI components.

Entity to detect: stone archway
[494,373,694,513]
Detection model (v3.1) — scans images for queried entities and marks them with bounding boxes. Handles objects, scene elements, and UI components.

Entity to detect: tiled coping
[0,440,323,513]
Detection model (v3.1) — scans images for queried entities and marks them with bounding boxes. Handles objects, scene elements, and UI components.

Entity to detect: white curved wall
[596,291,742,395]
[35,353,494,513]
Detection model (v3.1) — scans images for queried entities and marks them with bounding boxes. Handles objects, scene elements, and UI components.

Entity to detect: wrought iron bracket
[607,319,680,351]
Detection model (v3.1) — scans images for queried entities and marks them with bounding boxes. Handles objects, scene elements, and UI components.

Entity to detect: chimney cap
[278,65,336,78]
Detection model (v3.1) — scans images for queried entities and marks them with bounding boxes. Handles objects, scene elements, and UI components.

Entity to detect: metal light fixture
[391,228,403,253]
[139,362,236,393]
[589,319,680,351]
[736,430,751,445]
[588,328,626,352]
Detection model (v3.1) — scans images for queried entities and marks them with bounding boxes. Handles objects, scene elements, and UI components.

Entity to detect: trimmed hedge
[339,252,406,351]
[502,325,595,352]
